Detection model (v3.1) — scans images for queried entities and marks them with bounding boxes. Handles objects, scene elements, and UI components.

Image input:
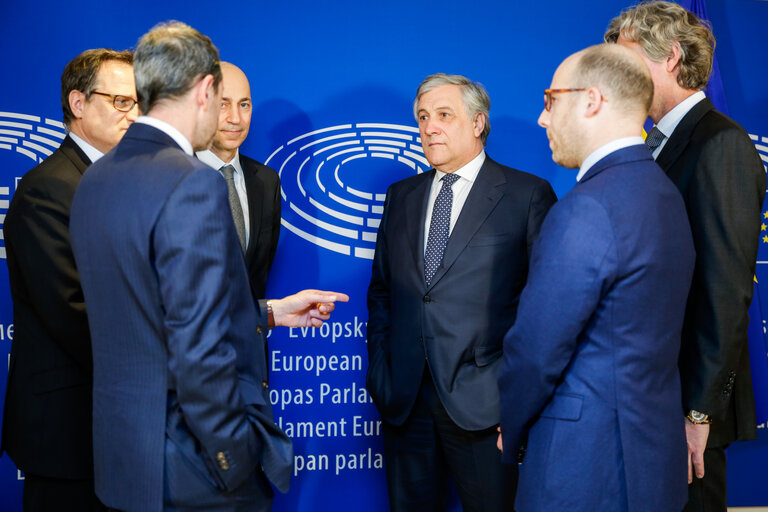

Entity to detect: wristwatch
[686,410,711,424]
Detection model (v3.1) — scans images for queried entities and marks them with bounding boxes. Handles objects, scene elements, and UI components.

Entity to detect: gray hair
[134,21,222,114]
[604,1,714,90]
[413,73,491,146]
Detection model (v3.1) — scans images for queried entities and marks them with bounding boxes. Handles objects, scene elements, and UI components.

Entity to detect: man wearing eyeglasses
[497,44,695,511]
[606,4,766,510]
[196,62,281,299]
[1,48,136,512]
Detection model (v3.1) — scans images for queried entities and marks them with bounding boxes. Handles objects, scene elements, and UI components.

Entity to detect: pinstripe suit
[70,122,291,512]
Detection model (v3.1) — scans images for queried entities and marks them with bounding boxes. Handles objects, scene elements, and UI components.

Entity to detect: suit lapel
[427,157,506,291]
[59,135,92,175]
[241,156,263,260]
[656,98,713,171]
[403,171,433,280]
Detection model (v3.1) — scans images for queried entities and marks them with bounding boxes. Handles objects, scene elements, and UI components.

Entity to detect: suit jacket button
[262,380,269,390]
[256,326,263,335]
[217,452,230,471]
[423,295,432,303]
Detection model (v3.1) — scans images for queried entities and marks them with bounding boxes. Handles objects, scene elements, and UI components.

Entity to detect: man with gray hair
[606,3,765,510]
[498,43,695,512]
[69,22,347,512]
[367,73,556,510]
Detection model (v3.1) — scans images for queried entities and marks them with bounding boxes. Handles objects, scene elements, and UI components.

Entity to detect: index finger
[302,290,350,303]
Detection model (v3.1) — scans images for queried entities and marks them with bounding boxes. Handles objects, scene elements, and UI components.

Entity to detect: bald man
[197,62,281,298]
[498,44,695,512]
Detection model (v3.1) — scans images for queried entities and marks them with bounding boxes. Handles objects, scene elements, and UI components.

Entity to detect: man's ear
[666,41,682,74]
[195,74,216,110]
[584,87,605,118]
[473,112,486,138]
[69,90,87,120]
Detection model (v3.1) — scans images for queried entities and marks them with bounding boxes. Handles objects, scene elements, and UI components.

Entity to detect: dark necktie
[424,173,460,286]
[645,126,665,153]
[220,165,247,253]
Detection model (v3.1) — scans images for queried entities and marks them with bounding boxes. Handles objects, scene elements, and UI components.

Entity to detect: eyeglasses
[543,88,607,112]
[91,91,138,112]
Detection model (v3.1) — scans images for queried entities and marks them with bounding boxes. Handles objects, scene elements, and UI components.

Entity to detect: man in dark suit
[366,73,556,511]
[607,3,766,510]
[498,43,695,512]
[68,22,346,512]
[197,62,281,298]
[1,48,136,511]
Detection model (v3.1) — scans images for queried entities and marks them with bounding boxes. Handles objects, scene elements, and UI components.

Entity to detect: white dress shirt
[68,131,104,164]
[134,116,194,155]
[423,151,485,254]
[577,136,646,182]
[649,90,706,159]
[196,148,251,247]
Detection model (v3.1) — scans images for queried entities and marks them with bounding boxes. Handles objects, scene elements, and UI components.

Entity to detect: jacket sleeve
[678,127,766,421]
[499,195,616,463]
[154,169,263,492]
[366,186,394,407]
[525,179,558,259]
[5,169,92,371]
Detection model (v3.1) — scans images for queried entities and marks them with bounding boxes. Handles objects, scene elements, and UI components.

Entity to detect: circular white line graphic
[266,123,428,260]
[0,111,66,163]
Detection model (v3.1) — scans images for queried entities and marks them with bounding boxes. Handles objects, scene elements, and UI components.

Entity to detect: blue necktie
[424,173,460,286]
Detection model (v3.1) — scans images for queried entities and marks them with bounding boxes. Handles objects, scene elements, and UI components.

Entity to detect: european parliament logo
[750,132,768,175]
[0,111,66,259]
[266,123,428,260]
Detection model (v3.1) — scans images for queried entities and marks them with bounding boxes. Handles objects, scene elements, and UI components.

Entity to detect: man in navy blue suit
[69,22,347,512]
[367,73,556,511]
[498,44,696,512]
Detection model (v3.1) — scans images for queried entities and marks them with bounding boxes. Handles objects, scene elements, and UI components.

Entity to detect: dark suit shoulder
[9,148,87,224]
[690,108,756,147]
[15,145,84,191]
[386,168,434,195]
[240,153,279,185]
[488,157,553,191]
[683,108,764,182]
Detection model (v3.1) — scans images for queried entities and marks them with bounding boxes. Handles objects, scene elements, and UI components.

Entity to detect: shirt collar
[67,131,103,164]
[135,116,194,155]
[196,148,242,174]
[655,90,706,138]
[577,136,645,182]
[434,150,486,184]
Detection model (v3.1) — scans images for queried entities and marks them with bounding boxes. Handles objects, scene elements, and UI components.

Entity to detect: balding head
[211,61,253,162]
[539,44,653,168]
[570,44,653,117]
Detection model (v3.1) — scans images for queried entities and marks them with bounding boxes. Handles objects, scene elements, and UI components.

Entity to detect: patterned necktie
[645,126,665,153]
[220,165,247,253]
[424,173,460,286]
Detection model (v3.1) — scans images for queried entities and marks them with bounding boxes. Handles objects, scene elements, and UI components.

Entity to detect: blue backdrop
[0,1,766,509]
